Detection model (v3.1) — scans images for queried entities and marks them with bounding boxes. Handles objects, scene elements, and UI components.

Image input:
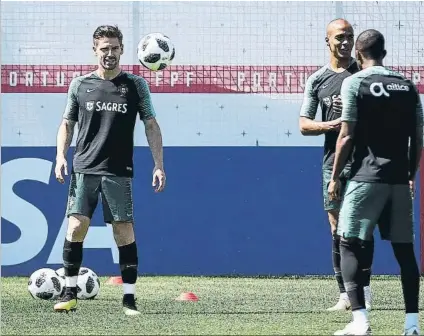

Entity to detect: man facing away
[329,29,422,335]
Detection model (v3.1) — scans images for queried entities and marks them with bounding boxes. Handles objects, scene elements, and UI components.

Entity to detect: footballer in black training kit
[329,29,422,336]
[299,19,373,312]
[54,25,166,316]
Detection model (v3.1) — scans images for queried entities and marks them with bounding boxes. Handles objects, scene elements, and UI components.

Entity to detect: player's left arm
[135,76,165,192]
[144,117,164,172]
[331,77,358,182]
[408,86,423,182]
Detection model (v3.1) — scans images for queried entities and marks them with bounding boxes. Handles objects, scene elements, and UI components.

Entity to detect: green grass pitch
[2,276,423,335]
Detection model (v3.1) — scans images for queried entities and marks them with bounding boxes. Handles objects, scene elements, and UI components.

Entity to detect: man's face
[93,37,123,71]
[327,23,354,60]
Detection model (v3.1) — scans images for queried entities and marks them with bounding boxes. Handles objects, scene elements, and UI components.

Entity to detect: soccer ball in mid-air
[28,268,64,300]
[56,266,101,300]
[137,32,175,71]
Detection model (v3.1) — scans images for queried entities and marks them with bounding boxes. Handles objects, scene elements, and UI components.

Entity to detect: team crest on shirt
[323,97,332,107]
[118,84,128,97]
[86,101,95,111]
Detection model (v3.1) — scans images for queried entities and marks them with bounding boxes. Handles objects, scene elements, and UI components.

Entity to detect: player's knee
[113,222,135,247]
[327,210,339,235]
[339,236,363,253]
[66,215,90,242]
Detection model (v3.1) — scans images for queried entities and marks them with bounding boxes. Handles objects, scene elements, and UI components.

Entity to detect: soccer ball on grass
[56,266,101,300]
[28,268,64,300]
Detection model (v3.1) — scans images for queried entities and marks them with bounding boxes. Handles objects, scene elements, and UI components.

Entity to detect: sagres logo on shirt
[85,101,128,113]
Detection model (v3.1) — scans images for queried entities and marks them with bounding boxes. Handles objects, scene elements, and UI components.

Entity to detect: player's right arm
[55,78,79,183]
[408,86,423,183]
[299,74,341,135]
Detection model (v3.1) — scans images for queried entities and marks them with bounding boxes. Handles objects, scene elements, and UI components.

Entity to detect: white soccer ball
[55,266,101,300]
[28,268,64,300]
[56,267,65,278]
[77,267,100,300]
[137,32,175,71]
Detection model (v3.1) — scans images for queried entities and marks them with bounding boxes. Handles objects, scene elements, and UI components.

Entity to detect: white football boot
[327,293,351,311]
[334,321,372,335]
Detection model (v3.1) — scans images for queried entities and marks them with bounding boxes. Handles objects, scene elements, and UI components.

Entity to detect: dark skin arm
[299,116,341,135]
[328,121,355,201]
[299,96,343,135]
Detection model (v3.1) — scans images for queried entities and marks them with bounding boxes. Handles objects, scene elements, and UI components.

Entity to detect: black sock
[362,238,374,287]
[63,239,83,280]
[118,242,138,285]
[332,234,346,294]
[392,243,420,313]
[340,240,367,311]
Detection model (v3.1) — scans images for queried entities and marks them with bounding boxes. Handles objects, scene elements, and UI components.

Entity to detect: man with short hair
[329,29,422,335]
[53,25,166,316]
[299,18,372,312]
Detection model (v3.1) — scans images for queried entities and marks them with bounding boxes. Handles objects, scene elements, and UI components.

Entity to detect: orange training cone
[175,292,198,302]
[105,276,123,285]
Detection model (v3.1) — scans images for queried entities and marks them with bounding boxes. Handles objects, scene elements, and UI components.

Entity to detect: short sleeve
[299,74,319,119]
[63,77,80,121]
[134,76,156,120]
[340,76,361,122]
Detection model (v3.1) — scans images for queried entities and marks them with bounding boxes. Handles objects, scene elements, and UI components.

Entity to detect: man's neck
[96,67,122,80]
[329,57,352,73]
[360,60,383,70]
